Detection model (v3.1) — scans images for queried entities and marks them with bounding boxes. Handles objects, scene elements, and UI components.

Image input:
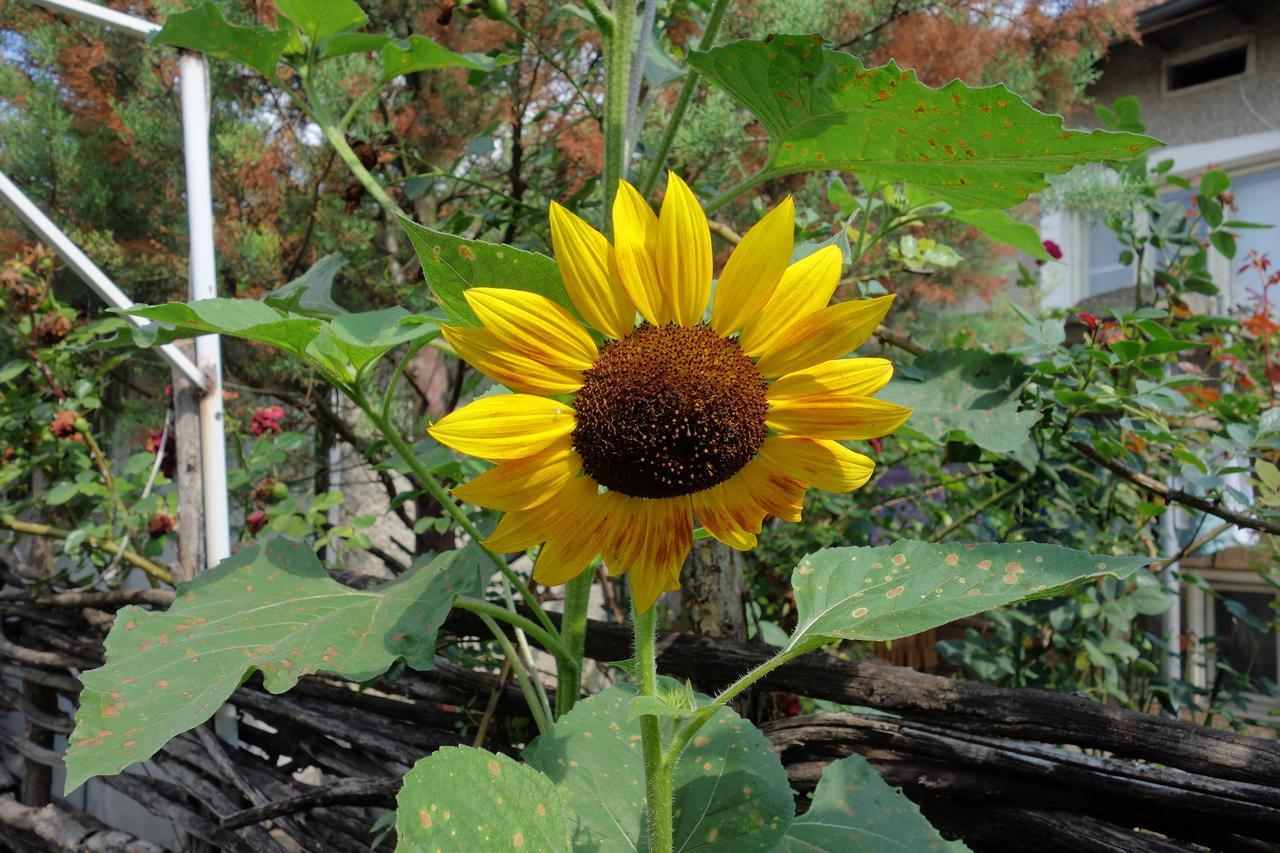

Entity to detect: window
[1086,220,1132,296]
[1164,38,1253,95]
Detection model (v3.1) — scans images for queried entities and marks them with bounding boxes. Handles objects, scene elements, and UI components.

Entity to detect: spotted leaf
[788,540,1147,650]
[395,747,572,852]
[152,3,289,80]
[64,541,484,793]
[687,36,1161,209]
[399,217,578,327]
[524,684,793,851]
[779,754,967,851]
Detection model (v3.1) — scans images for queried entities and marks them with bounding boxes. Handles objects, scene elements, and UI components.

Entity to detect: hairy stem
[633,600,673,853]
[556,569,593,715]
[601,0,637,231]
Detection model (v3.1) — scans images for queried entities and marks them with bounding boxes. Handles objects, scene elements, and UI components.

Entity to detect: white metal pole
[178,53,231,567]
[23,0,157,38]
[0,171,204,386]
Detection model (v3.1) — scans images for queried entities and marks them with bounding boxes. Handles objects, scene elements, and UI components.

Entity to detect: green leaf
[320,307,441,376]
[320,32,395,59]
[945,208,1051,260]
[44,481,80,506]
[1210,230,1237,259]
[395,747,571,852]
[379,36,500,83]
[780,754,966,851]
[63,541,483,792]
[263,253,348,318]
[787,540,1148,649]
[879,349,1038,455]
[399,218,578,326]
[1199,169,1230,199]
[523,684,792,851]
[275,0,367,43]
[687,36,1160,209]
[152,3,288,79]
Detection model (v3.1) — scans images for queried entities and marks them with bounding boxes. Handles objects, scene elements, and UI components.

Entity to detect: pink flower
[249,406,286,437]
[246,510,268,536]
[1042,239,1063,260]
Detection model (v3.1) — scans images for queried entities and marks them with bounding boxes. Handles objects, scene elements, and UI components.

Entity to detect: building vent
[1166,42,1250,93]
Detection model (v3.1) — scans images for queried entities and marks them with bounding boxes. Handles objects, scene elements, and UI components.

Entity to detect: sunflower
[428,174,911,611]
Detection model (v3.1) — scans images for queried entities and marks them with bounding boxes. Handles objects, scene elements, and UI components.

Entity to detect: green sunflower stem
[556,569,594,716]
[633,597,675,853]
[600,0,637,234]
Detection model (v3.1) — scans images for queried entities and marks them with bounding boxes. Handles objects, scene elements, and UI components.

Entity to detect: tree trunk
[170,338,204,581]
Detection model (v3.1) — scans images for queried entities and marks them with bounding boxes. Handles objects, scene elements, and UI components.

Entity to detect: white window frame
[1183,567,1280,719]
[1161,35,1256,99]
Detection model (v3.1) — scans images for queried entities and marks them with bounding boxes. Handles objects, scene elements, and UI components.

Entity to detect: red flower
[249,405,286,437]
[1042,239,1063,260]
[146,428,176,479]
[1078,312,1100,331]
[776,693,803,717]
[147,513,176,538]
[246,510,268,536]
[50,410,81,441]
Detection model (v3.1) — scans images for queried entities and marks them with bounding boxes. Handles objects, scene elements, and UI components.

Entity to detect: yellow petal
[767,358,894,402]
[756,294,896,377]
[740,245,842,355]
[628,497,692,612]
[443,326,584,395]
[464,287,598,368]
[549,203,636,339]
[533,484,612,586]
[484,475,595,553]
[711,196,794,335]
[656,173,712,326]
[767,394,912,440]
[612,180,667,325]
[756,436,875,493]
[428,394,575,462]
[692,476,765,550]
[737,455,806,523]
[452,437,582,512]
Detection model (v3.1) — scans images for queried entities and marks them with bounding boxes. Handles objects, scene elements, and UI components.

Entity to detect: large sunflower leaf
[687,36,1160,209]
[378,36,507,83]
[64,541,484,793]
[524,684,792,851]
[152,3,288,79]
[395,747,572,852]
[275,0,367,44]
[787,540,1147,650]
[399,217,578,326]
[780,754,967,851]
[878,349,1037,455]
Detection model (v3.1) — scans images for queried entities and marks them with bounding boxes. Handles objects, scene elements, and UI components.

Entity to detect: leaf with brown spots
[787,540,1147,649]
[399,217,579,328]
[64,540,485,793]
[395,747,571,852]
[687,36,1161,209]
[779,754,968,851]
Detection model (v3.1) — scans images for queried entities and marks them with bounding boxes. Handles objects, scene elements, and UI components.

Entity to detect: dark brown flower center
[572,323,768,499]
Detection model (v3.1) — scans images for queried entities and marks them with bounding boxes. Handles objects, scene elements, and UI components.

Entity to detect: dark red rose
[249,405,286,437]
[147,513,176,538]
[246,510,268,536]
[1042,239,1063,260]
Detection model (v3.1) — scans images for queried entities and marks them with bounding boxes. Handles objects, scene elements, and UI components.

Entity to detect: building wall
[1085,4,1280,146]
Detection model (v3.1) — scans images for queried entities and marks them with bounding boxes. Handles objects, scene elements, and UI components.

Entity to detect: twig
[0,635,97,670]
[1152,521,1232,571]
[0,518,172,584]
[220,777,400,830]
[875,324,929,356]
[0,682,73,733]
[473,657,511,748]
[928,473,1034,542]
[105,412,171,583]
[1071,442,1280,536]
[708,219,742,244]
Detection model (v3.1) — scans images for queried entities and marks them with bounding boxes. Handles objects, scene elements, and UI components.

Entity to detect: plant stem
[502,16,601,122]
[703,167,780,214]
[635,0,731,196]
[477,612,553,734]
[556,569,593,716]
[633,599,673,853]
[0,518,172,585]
[601,0,637,231]
[453,597,566,658]
[303,73,406,219]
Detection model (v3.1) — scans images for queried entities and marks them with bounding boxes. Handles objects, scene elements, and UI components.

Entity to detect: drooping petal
[548,202,636,339]
[767,358,894,402]
[485,474,598,554]
[443,326,585,395]
[452,437,582,512]
[692,475,769,550]
[655,172,712,326]
[600,492,646,578]
[756,294,896,377]
[756,436,876,493]
[612,180,667,325]
[428,394,575,462]
[464,287,598,368]
[533,483,613,586]
[711,196,794,335]
[766,394,912,440]
[740,245,843,356]
[627,497,693,612]
[736,455,806,523]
